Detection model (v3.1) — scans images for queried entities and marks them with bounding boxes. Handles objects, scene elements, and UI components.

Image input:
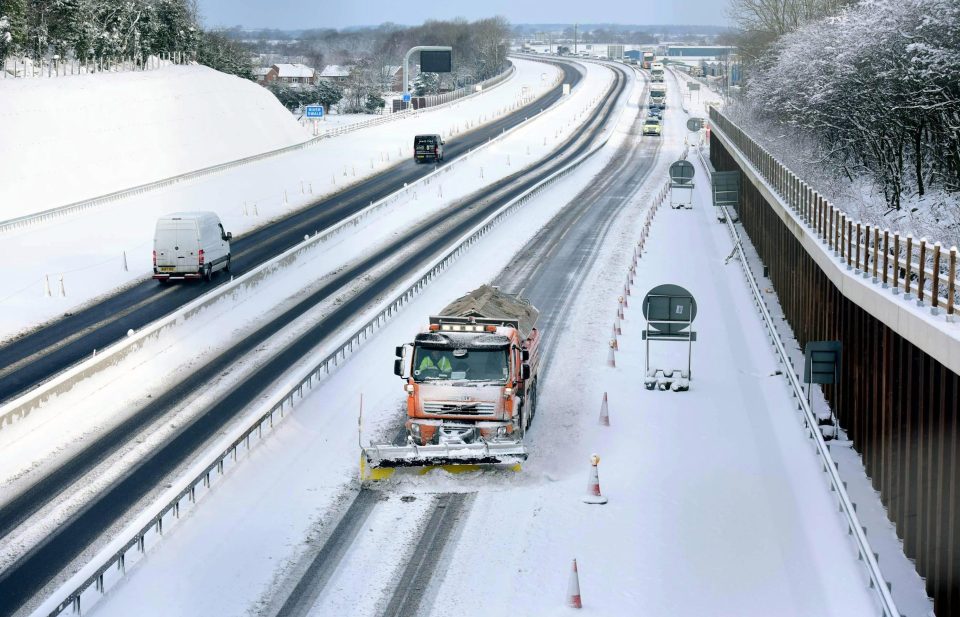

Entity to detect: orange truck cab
[393,285,540,448]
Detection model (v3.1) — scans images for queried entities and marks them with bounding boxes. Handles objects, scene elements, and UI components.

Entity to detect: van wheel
[203,265,212,282]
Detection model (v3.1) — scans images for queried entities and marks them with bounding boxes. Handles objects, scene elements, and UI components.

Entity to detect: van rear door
[155,220,199,273]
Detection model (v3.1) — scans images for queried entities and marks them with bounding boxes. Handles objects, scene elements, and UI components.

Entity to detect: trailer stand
[641,284,698,392]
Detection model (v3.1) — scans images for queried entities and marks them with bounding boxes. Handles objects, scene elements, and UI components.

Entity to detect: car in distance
[414,134,445,163]
[642,117,662,137]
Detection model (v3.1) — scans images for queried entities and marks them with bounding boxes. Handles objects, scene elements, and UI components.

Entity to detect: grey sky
[198,0,730,30]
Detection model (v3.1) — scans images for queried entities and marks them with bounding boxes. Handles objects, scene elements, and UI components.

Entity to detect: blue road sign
[402,93,411,103]
[305,105,324,118]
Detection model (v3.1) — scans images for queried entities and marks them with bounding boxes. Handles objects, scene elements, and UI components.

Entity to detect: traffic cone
[607,341,616,368]
[620,294,628,309]
[599,393,610,426]
[611,326,619,350]
[567,558,583,608]
[615,315,622,335]
[583,454,608,504]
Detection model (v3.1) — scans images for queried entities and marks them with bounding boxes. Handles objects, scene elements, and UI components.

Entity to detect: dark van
[414,134,444,163]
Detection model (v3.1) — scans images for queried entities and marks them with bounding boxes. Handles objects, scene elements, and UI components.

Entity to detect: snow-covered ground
[2,60,616,612]
[49,65,908,617]
[0,57,561,343]
[0,65,309,219]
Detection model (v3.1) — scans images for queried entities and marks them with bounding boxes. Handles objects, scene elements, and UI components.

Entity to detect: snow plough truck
[361,285,541,480]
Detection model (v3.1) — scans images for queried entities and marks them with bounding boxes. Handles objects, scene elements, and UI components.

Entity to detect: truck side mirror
[521,349,530,362]
[227,232,233,240]
[394,358,403,377]
[395,345,404,358]
[521,363,531,380]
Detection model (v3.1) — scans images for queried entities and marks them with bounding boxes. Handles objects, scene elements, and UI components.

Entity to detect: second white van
[153,212,232,282]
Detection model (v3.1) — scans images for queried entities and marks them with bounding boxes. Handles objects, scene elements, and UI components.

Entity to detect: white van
[153,212,232,282]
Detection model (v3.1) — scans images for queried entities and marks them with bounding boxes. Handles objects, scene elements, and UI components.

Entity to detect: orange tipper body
[395,285,541,447]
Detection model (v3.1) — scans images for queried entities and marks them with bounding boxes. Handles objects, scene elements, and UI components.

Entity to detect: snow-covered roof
[319,65,351,78]
[382,65,402,76]
[272,63,314,78]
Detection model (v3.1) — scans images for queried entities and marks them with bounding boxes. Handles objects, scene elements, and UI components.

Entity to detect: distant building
[666,46,736,58]
[379,65,407,92]
[253,67,271,85]
[262,63,316,86]
[318,65,352,84]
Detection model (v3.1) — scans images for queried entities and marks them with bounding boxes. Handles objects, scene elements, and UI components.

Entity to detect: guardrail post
[847,220,854,269]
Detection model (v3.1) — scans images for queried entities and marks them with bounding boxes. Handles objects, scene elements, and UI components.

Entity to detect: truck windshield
[412,347,509,382]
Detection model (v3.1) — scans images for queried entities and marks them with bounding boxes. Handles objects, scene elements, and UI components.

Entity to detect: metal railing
[35,74,614,617]
[0,62,523,234]
[709,108,960,321]
[693,140,900,617]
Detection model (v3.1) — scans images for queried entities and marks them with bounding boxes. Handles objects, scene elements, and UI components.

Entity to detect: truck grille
[423,402,496,415]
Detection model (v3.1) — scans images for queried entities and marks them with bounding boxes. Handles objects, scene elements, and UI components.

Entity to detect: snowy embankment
[0,65,310,219]
[0,57,558,343]
[2,60,612,609]
[78,66,888,617]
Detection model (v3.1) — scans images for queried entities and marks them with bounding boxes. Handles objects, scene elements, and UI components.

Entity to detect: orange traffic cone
[607,341,616,368]
[610,326,619,350]
[567,558,583,608]
[599,393,610,426]
[614,315,622,335]
[583,454,608,504]
[620,294,628,308]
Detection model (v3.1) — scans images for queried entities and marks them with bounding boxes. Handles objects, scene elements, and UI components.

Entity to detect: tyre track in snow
[269,62,657,617]
[0,61,626,617]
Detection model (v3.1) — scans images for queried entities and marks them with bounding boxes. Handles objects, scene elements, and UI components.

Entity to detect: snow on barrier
[709,108,960,335]
[30,75,616,617]
[693,140,901,617]
[0,62,524,235]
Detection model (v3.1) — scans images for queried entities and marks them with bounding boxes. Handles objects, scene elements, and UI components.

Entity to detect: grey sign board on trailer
[669,160,695,185]
[641,284,697,336]
[804,341,842,385]
[711,170,740,207]
[687,82,701,91]
[686,117,704,132]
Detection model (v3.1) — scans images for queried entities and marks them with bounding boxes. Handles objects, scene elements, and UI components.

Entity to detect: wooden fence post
[893,233,901,293]
[949,247,957,319]
[905,235,914,298]
[932,242,941,312]
[918,238,927,304]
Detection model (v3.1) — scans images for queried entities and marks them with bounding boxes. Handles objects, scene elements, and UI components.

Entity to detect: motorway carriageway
[0,61,582,405]
[0,60,628,617]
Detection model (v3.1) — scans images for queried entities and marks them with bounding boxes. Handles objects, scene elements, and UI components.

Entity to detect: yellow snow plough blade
[360,442,526,482]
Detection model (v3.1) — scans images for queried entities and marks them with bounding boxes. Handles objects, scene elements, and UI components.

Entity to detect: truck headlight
[410,424,421,438]
[502,387,513,399]
[404,384,414,394]
[497,426,507,437]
